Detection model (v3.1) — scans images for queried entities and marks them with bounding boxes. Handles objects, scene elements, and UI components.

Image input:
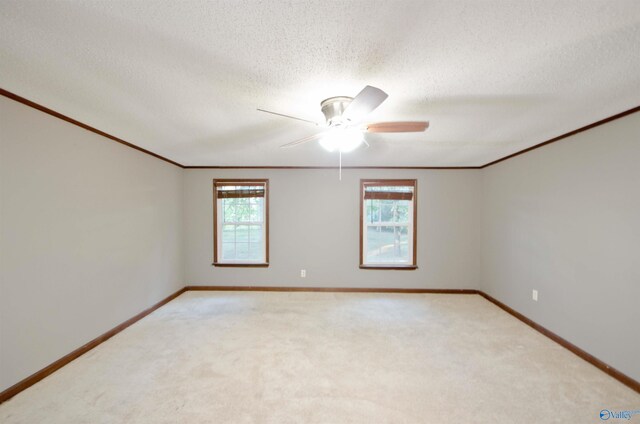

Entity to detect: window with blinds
[360,179,417,269]
[213,179,269,266]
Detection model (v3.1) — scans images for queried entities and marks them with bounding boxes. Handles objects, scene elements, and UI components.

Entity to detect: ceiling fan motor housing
[320,96,353,126]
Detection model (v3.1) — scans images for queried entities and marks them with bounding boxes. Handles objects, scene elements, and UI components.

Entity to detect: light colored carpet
[1,291,638,423]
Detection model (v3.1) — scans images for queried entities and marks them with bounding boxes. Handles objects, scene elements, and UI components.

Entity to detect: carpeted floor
[1,291,638,423]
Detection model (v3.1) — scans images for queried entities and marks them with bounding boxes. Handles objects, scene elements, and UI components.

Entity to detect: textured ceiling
[1,1,639,167]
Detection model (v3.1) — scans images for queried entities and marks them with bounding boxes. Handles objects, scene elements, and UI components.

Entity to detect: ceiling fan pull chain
[339,151,342,181]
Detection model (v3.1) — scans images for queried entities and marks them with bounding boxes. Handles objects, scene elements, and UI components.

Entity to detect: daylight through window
[213,180,268,266]
[361,179,417,268]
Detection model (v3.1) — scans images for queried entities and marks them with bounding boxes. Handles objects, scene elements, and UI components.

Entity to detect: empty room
[1,1,639,422]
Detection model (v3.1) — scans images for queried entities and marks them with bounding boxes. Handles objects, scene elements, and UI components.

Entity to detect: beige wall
[0,97,184,391]
[481,112,640,381]
[184,168,482,289]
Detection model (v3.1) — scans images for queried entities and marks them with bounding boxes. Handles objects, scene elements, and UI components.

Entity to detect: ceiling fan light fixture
[266,85,429,150]
[319,128,363,153]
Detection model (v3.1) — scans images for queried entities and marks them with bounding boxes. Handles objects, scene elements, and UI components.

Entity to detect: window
[360,179,417,269]
[213,179,269,267]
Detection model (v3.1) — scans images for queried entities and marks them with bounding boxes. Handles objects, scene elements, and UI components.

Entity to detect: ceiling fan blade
[365,121,429,133]
[342,85,388,123]
[279,133,324,148]
[257,108,319,126]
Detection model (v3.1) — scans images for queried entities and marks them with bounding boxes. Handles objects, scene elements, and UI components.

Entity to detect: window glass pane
[248,242,263,260]
[222,197,264,224]
[222,242,236,260]
[366,199,378,224]
[366,225,409,263]
[249,225,262,242]
[395,200,410,223]
[223,200,236,222]
[250,199,263,222]
[365,199,410,224]
[236,242,250,259]
[380,200,395,222]
[236,225,249,242]
[235,198,249,222]
[224,198,247,222]
[222,225,235,242]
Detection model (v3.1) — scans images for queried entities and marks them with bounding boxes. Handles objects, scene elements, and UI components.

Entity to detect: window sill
[212,262,269,268]
[359,264,418,270]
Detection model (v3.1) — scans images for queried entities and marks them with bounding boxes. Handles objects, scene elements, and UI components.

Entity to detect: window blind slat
[363,192,413,200]
[217,188,265,198]
[362,180,416,187]
[215,182,265,187]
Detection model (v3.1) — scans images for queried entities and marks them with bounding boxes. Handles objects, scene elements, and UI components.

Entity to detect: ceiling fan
[257,85,429,153]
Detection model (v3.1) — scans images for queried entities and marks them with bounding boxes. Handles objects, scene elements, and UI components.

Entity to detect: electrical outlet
[300,269,306,278]
[532,289,538,302]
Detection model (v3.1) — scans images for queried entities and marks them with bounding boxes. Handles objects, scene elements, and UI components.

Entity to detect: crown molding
[481,105,640,168]
[3,87,638,170]
[0,88,185,168]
